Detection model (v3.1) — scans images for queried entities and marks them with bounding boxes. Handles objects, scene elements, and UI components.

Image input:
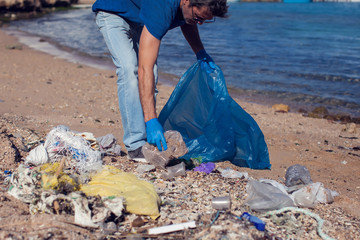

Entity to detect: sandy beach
[1,15,360,239]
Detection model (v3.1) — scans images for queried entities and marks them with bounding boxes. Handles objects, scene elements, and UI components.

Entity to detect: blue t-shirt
[92,0,185,40]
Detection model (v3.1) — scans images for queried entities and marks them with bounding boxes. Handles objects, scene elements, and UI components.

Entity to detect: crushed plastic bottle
[142,130,188,169]
[161,162,186,180]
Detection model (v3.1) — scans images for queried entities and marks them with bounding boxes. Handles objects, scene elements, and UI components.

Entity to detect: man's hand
[146,118,168,151]
[196,49,216,72]
[196,49,214,63]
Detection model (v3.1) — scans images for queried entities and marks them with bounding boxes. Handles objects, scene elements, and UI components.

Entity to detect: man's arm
[181,24,214,65]
[138,26,168,151]
[181,24,204,54]
[138,25,160,122]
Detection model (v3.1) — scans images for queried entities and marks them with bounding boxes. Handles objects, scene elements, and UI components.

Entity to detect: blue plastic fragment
[240,212,266,231]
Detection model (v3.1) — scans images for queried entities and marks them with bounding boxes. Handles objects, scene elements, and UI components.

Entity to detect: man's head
[189,0,228,18]
[181,0,228,25]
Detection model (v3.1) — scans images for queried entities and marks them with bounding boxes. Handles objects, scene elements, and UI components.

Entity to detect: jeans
[96,11,158,151]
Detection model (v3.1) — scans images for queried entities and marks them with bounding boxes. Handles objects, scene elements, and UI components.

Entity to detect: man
[92,0,228,161]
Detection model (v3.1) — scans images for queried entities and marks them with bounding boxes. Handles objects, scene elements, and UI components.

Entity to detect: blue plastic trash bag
[158,61,271,169]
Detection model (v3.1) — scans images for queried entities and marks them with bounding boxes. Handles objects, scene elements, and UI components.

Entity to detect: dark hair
[190,0,228,18]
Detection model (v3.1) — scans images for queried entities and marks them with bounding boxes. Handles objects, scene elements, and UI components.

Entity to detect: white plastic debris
[30,191,124,228]
[96,133,122,155]
[161,162,186,180]
[217,167,248,180]
[136,165,156,174]
[25,144,49,166]
[259,178,289,195]
[43,125,102,173]
[148,221,196,235]
[292,182,335,207]
[245,180,295,212]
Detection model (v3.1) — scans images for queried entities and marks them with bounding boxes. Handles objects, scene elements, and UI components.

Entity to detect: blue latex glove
[146,118,168,151]
[196,49,214,63]
[196,49,216,72]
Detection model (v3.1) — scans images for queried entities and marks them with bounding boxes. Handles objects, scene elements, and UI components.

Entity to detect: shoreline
[2,1,359,120]
[4,26,360,123]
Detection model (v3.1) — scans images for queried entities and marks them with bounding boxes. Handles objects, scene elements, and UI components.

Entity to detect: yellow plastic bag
[40,161,79,192]
[81,166,160,219]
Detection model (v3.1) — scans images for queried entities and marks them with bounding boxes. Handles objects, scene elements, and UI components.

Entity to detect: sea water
[7,2,360,117]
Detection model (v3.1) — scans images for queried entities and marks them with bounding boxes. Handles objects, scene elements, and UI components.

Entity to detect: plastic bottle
[240,212,266,231]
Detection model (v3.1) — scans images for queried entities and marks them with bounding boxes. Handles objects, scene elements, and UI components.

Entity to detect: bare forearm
[138,67,157,122]
[138,26,161,122]
[181,24,204,54]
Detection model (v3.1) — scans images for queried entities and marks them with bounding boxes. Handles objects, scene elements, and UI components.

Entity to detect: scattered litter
[30,191,124,228]
[96,133,122,155]
[142,130,188,169]
[218,167,248,180]
[40,160,80,192]
[245,180,295,212]
[101,221,118,234]
[148,221,196,235]
[6,44,23,50]
[272,104,289,113]
[238,212,266,231]
[25,144,49,166]
[80,165,161,219]
[342,122,357,133]
[285,164,312,187]
[135,164,156,174]
[292,182,335,207]
[8,164,42,203]
[265,207,336,240]
[44,125,102,173]
[74,131,99,150]
[161,162,186,180]
[25,125,102,173]
[194,162,215,174]
[212,196,231,210]
[259,178,289,195]
[3,170,12,183]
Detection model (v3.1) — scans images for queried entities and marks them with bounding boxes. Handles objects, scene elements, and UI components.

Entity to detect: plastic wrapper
[285,164,312,187]
[218,167,248,180]
[245,180,295,212]
[30,191,124,228]
[80,165,160,219]
[7,164,41,203]
[161,162,186,180]
[25,144,49,166]
[142,130,188,169]
[158,61,270,169]
[96,133,122,155]
[40,162,80,192]
[194,162,216,174]
[292,182,334,207]
[43,125,102,173]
